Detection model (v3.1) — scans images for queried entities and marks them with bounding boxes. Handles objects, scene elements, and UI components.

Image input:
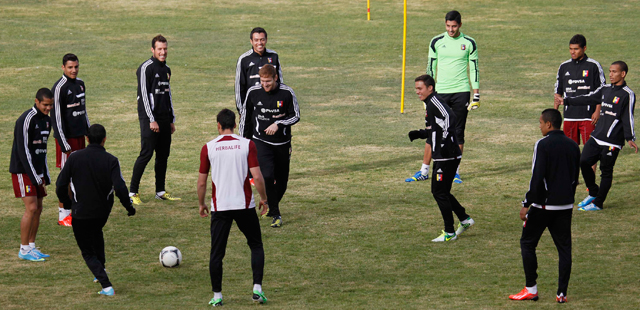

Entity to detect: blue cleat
[19,250,45,262]
[578,203,602,211]
[578,195,596,207]
[31,248,50,258]
[98,287,115,296]
[454,174,463,184]
[405,171,429,182]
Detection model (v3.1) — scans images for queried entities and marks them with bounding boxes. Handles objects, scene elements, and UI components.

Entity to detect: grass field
[1,0,640,308]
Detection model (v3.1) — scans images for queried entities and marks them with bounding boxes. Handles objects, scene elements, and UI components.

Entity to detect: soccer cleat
[509,287,538,301]
[93,277,99,283]
[252,290,268,304]
[578,203,602,211]
[19,250,45,262]
[456,217,475,236]
[250,178,255,186]
[58,215,72,226]
[98,287,115,296]
[453,174,463,184]
[261,207,270,219]
[208,297,223,307]
[556,293,567,303]
[131,193,143,205]
[156,192,181,201]
[31,248,50,258]
[431,230,457,242]
[271,216,283,228]
[405,171,429,182]
[578,195,596,207]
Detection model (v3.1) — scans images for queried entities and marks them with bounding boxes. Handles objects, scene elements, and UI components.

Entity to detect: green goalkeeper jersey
[426,31,479,94]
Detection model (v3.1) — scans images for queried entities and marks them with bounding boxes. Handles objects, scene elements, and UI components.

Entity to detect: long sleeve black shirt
[235,49,283,112]
[137,56,175,123]
[52,74,90,151]
[9,105,51,186]
[555,55,605,120]
[424,92,462,161]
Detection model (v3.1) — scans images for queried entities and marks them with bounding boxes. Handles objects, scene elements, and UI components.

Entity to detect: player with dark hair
[510,109,580,303]
[56,124,135,296]
[52,53,90,226]
[10,88,54,261]
[421,10,479,184]
[239,64,300,228]
[409,75,474,242]
[129,34,180,204]
[235,27,284,138]
[554,34,605,175]
[556,61,637,211]
[198,109,269,306]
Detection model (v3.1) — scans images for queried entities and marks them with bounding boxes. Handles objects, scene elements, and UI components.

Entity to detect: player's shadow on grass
[289,154,418,180]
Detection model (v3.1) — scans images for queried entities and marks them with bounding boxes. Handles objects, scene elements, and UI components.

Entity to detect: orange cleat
[556,294,567,303]
[509,287,538,301]
[250,178,255,186]
[58,215,72,227]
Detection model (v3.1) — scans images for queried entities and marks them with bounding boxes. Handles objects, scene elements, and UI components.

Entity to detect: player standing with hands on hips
[10,88,54,261]
[556,61,637,211]
[509,109,580,303]
[130,35,180,204]
[198,109,269,307]
[239,64,300,228]
[56,124,136,296]
[415,10,479,184]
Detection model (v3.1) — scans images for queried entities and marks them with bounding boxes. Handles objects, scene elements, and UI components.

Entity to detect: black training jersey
[52,74,90,152]
[423,92,462,161]
[239,82,300,145]
[555,55,605,121]
[235,49,283,112]
[10,105,52,186]
[137,56,175,123]
[565,82,636,148]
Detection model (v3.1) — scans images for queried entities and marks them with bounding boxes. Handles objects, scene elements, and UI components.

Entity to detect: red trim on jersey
[212,181,217,212]
[248,141,259,168]
[219,135,239,142]
[199,144,210,173]
[244,175,252,208]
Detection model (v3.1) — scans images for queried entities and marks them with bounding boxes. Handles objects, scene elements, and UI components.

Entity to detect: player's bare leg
[21,196,39,245]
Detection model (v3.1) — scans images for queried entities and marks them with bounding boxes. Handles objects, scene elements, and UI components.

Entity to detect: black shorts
[439,92,470,144]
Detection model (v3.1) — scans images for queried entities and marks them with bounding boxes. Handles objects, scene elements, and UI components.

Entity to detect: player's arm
[53,84,71,152]
[274,88,300,127]
[553,64,565,109]
[621,94,638,153]
[248,141,268,214]
[523,140,547,209]
[239,90,254,138]
[468,39,480,110]
[15,117,42,186]
[276,55,284,83]
[235,57,247,112]
[111,158,135,215]
[197,145,211,217]
[138,64,157,124]
[561,85,603,106]
[83,83,91,128]
[426,38,437,77]
[55,157,73,208]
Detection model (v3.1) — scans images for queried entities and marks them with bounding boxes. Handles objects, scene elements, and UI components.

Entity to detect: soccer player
[130,34,180,204]
[239,64,300,228]
[409,75,474,242]
[10,88,54,261]
[56,124,136,296]
[510,109,580,303]
[556,61,637,211]
[424,10,479,184]
[554,34,605,173]
[198,109,269,307]
[235,27,284,139]
[52,53,90,226]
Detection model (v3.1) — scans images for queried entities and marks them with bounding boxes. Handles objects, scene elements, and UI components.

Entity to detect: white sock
[156,191,166,196]
[29,242,36,249]
[526,285,537,294]
[129,192,136,197]
[59,207,66,221]
[213,292,222,299]
[103,286,113,291]
[456,165,460,175]
[20,245,31,254]
[420,164,429,176]
[253,284,262,293]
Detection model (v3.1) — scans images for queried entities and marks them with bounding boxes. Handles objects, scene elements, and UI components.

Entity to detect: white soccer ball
[159,246,182,268]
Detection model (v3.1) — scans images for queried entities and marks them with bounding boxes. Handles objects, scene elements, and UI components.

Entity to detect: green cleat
[252,290,268,304]
[431,230,457,242]
[208,297,223,307]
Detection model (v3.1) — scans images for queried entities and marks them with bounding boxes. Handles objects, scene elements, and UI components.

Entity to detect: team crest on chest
[267,58,272,63]
[461,44,466,50]
[613,96,620,104]
[582,70,589,77]
[277,101,283,108]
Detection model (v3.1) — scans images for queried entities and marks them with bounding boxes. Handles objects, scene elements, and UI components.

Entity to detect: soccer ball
[159,246,182,268]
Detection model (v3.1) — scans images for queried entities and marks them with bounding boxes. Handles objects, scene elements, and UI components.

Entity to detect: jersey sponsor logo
[67,102,80,108]
[277,100,283,108]
[577,86,590,90]
[442,45,446,48]
[461,44,466,50]
[273,113,286,119]
[567,79,585,85]
[34,148,47,155]
[613,96,620,104]
[33,139,43,144]
[215,145,241,151]
[72,110,86,117]
[267,57,272,63]
[602,103,613,109]
[565,71,570,76]
[158,81,170,86]
[256,101,263,106]
[261,108,280,113]
[250,74,260,79]
[605,111,617,117]
[257,114,270,121]
[40,130,49,135]
[582,70,589,77]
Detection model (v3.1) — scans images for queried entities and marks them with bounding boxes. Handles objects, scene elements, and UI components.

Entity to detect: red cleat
[509,287,538,301]
[58,215,72,227]
[250,178,255,186]
[556,294,567,303]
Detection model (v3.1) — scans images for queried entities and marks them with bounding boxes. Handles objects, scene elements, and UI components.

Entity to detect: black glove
[127,206,136,216]
[408,129,429,142]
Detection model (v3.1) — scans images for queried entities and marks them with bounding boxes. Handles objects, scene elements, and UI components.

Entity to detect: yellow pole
[367,0,370,20]
[400,0,407,113]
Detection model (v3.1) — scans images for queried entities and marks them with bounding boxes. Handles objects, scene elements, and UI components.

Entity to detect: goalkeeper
[412,10,479,184]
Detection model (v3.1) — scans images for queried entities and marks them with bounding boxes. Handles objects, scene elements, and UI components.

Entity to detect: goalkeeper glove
[468,93,480,111]
[408,129,429,142]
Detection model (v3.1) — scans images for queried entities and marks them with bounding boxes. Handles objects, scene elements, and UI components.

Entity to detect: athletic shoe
[405,171,428,182]
[578,203,602,211]
[131,193,143,205]
[271,216,282,228]
[261,207,270,219]
[578,195,596,207]
[455,217,475,236]
[98,287,115,296]
[208,297,223,307]
[252,290,268,304]
[31,248,50,258]
[58,215,72,227]
[93,277,99,283]
[508,287,538,301]
[156,192,181,201]
[431,230,457,242]
[556,293,567,303]
[453,174,463,184]
[19,250,45,262]
[250,178,255,186]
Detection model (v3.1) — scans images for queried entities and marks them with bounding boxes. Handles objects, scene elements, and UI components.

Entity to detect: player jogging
[198,109,269,307]
[556,61,637,211]
[409,75,474,242]
[419,10,479,184]
[10,88,54,261]
[509,109,580,303]
[52,53,90,226]
[130,34,180,204]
